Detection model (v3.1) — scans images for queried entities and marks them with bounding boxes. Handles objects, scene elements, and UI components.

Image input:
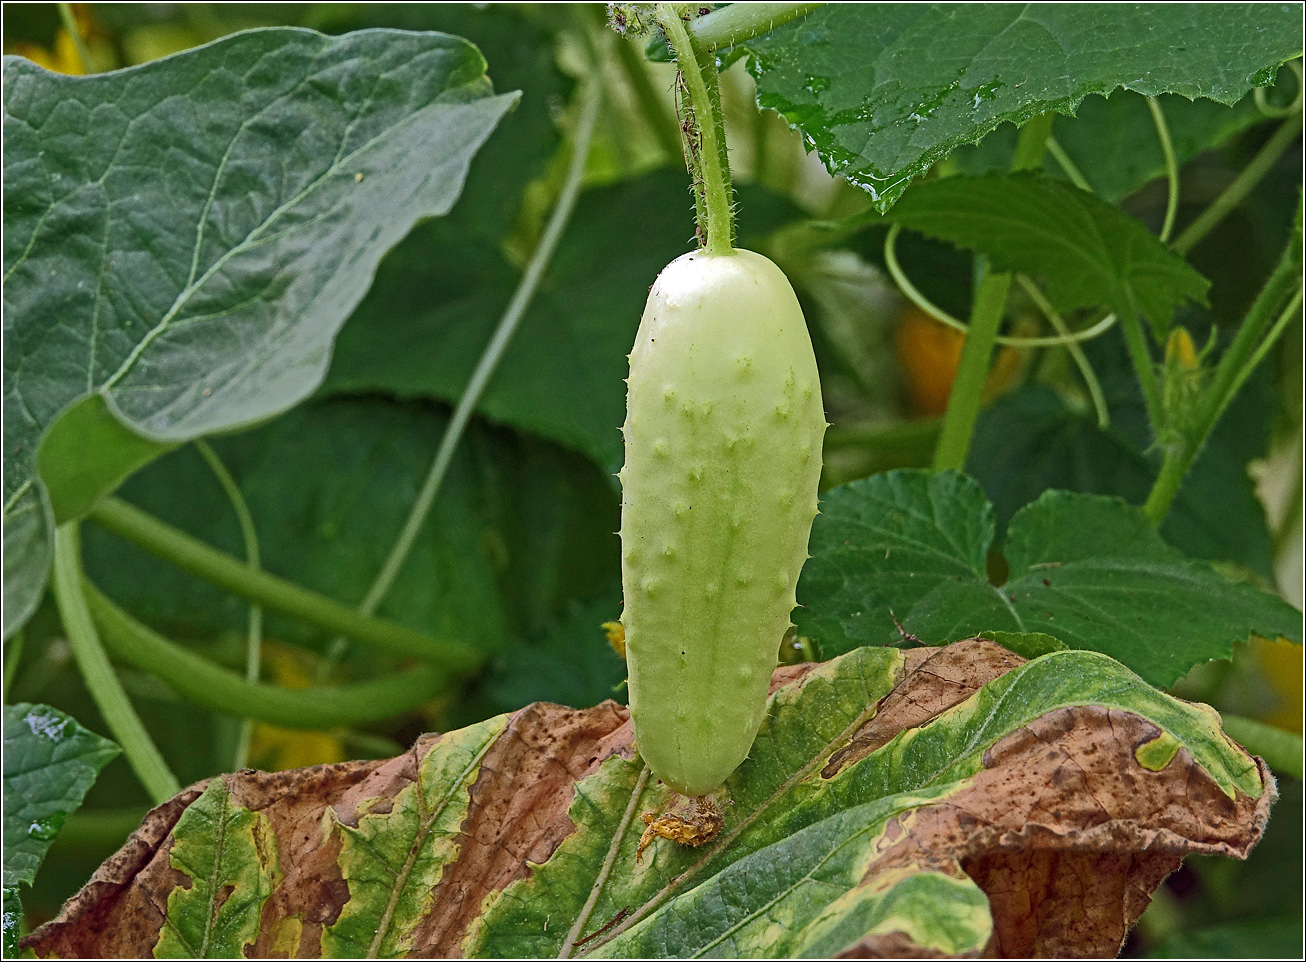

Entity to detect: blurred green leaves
[326,172,801,475]
[83,399,620,665]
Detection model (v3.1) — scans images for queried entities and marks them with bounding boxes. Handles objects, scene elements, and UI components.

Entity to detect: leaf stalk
[52,524,179,804]
[87,496,478,668]
[84,585,448,729]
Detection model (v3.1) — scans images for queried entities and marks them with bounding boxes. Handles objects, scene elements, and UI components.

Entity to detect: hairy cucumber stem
[687,2,823,49]
[659,6,735,254]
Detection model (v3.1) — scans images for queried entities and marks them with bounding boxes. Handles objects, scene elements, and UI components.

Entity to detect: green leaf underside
[324,173,804,477]
[795,470,1302,687]
[744,3,1304,209]
[156,778,279,958]
[480,585,628,718]
[883,173,1210,335]
[460,645,1259,959]
[309,2,571,247]
[2,27,516,637]
[3,703,119,890]
[321,713,508,957]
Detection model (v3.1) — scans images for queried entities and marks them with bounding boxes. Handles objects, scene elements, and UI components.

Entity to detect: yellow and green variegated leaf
[155,779,279,958]
[321,713,509,958]
[591,790,990,958]
[22,641,1273,959]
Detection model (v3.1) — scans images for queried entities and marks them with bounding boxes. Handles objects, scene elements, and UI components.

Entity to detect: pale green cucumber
[620,248,825,797]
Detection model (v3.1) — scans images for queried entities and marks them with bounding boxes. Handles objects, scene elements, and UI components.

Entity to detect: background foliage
[2,3,1302,957]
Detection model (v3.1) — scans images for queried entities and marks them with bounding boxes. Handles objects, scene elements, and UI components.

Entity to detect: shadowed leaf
[883,173,1210,336]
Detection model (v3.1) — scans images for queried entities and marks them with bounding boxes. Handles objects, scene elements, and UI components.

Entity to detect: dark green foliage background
[2,3,1300,957]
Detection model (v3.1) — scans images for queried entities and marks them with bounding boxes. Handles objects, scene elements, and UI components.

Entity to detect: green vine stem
[51,524,180,804]
[659,5,735,254]
[56,2,92,73]
[87,496,478,669]
[1118,297,1164,436]
[932,272,1013,470]
[1173,111,1302,256]
[883,224,1119,347]
[932,113,1054,471]
[83,584,448,729]
[196,439,263,769]
[1146,97,1179,243]
[688,2,823,49]
[1015,275,1110,429]
[1144,223,1303,524]
[1045,137,1093,193]
[319,79,604,678]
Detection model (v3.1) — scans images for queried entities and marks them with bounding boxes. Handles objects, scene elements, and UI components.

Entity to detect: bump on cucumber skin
[620,249,825,798]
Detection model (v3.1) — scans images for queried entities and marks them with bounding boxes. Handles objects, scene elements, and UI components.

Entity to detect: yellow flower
[247,645,348,771]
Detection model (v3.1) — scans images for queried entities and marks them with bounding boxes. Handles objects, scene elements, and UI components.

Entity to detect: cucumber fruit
[620,248,825,797]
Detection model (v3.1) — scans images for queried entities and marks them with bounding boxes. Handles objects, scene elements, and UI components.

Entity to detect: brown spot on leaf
[832,707,1272,958]
[410,700,630,955]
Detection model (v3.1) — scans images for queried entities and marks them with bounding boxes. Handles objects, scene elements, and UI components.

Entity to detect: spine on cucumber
[620,248,825,797]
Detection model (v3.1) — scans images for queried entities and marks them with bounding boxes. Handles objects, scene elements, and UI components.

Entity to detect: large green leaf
[324,173,804,475]
[19,642,1273,958]
[2,27,516,637]
[81,397,619,659]
[743,3,1303,209]
[884,172,1210,335]
[3,701,119,947]
[477,584,628,721]
[795,470,1302,686]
